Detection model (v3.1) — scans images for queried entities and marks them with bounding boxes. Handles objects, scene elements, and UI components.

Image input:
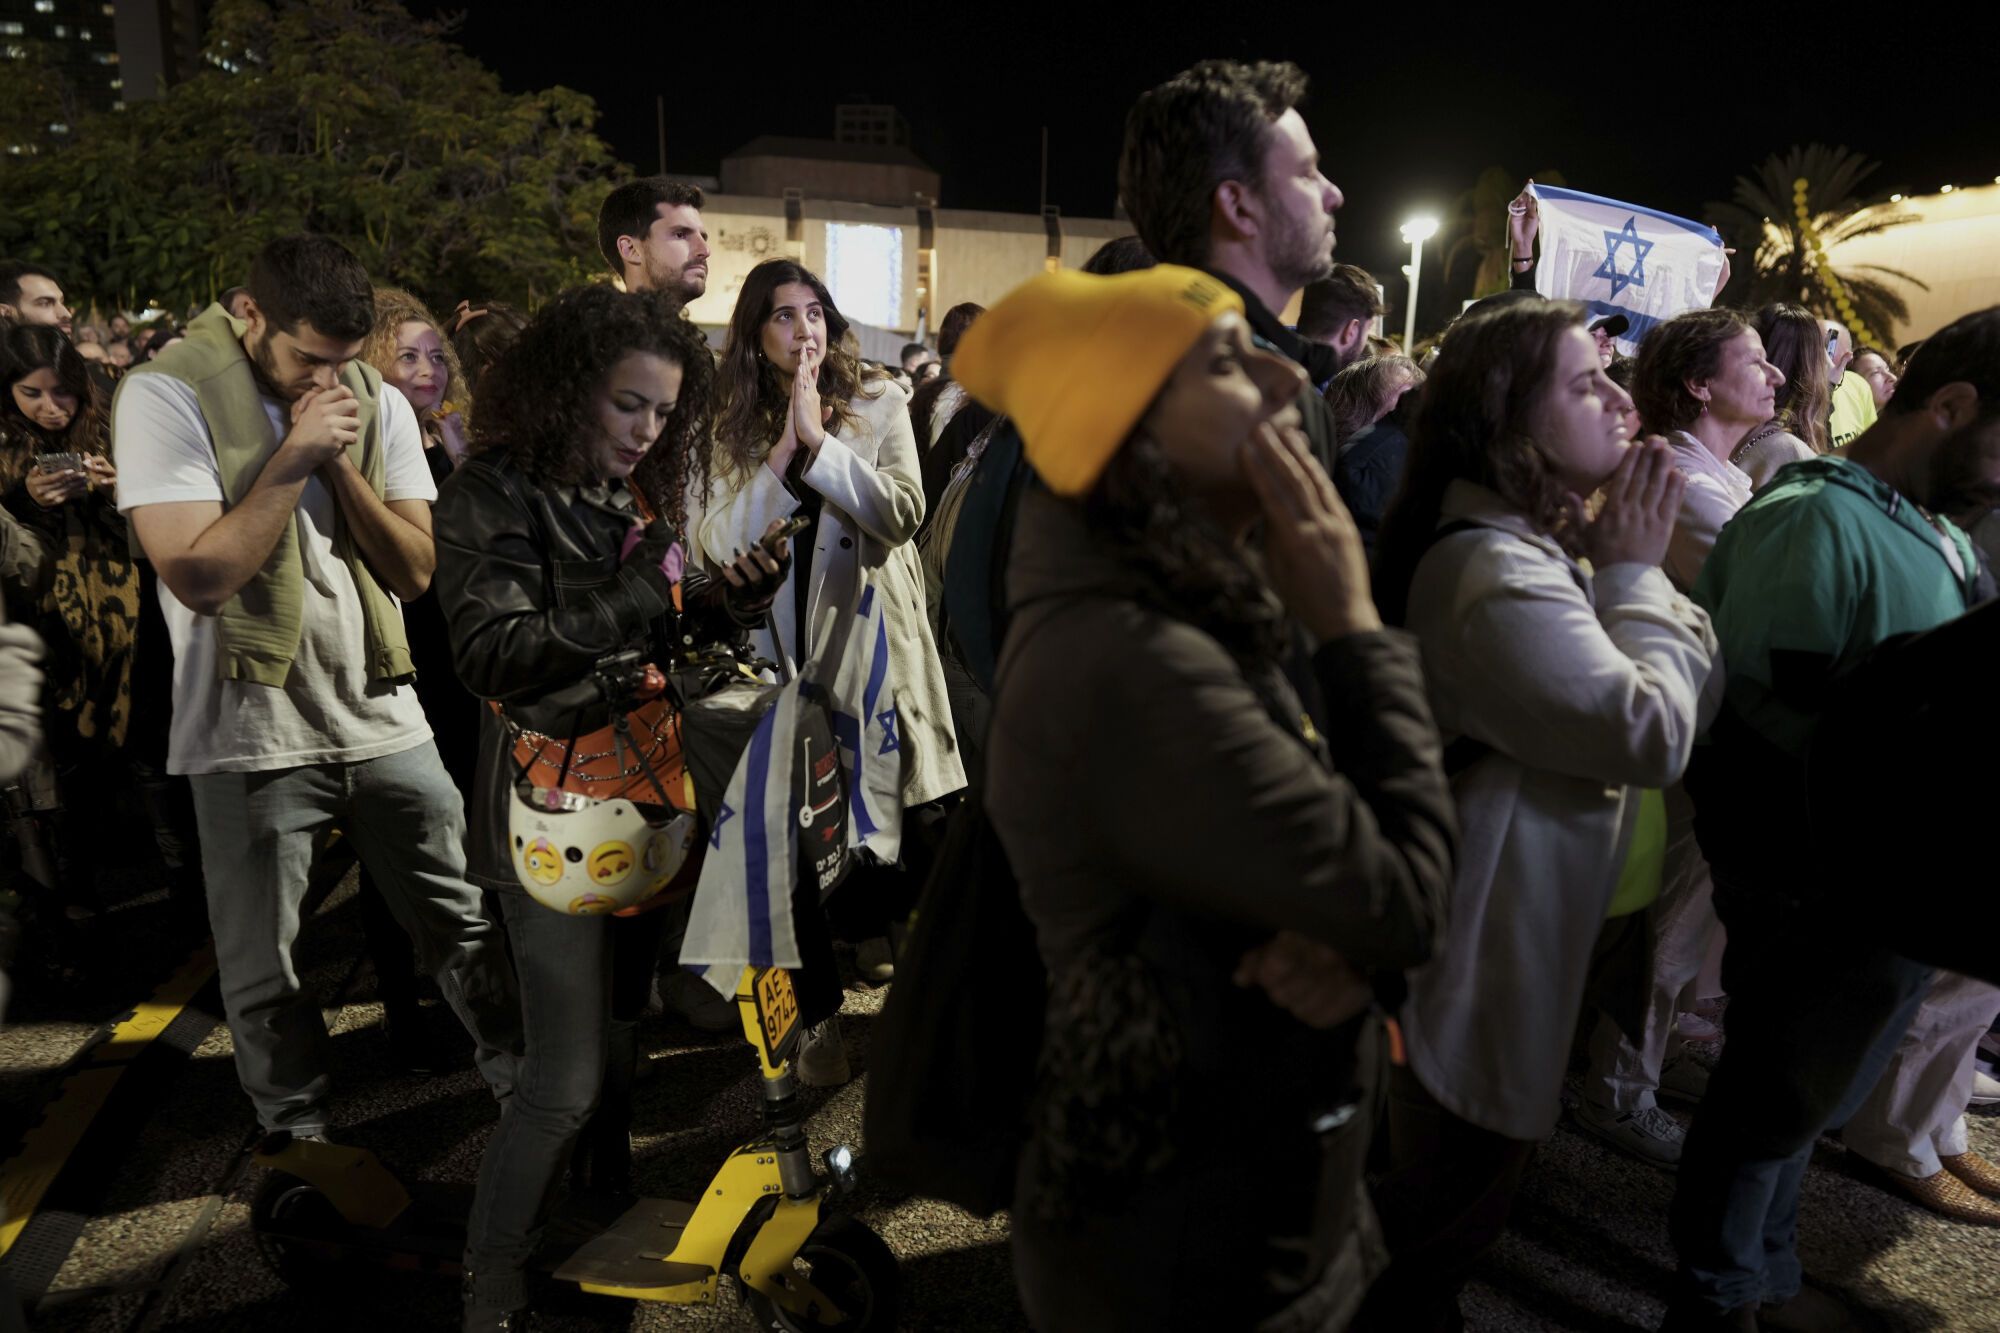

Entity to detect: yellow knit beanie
[952,265,1244,497]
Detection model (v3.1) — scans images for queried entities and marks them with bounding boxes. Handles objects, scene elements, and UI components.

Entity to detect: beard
[643,254,706,306]
[244,328,300,402]
[1263,189,1335,295]
[1923,417,2000,522]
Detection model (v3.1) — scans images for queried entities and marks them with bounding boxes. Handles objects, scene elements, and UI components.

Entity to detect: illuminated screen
[824,223,904,329]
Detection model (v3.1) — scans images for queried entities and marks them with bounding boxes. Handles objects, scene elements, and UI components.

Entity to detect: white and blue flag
[1530,183,1725,355]
[682,577,903,997]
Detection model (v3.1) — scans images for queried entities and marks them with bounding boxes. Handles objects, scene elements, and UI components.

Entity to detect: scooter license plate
[754,967,801,1062]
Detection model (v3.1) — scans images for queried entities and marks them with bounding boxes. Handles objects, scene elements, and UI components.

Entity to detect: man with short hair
[1663,307,2000,1333]
[219,286,254,321]
[1297,263,1383,386]
[1119,59,1345,472]
[900,340,937,376]
[596,176,710,304]
[112,234,517,1141]
[1823,319,1878,448]
[0,260,73,334]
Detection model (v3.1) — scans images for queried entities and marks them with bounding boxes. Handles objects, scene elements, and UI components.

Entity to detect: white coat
[1398,481,1723,1141]
[694,377,965,810]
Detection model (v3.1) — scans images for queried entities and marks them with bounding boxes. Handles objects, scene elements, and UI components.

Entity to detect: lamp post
[1399,215,1440,350]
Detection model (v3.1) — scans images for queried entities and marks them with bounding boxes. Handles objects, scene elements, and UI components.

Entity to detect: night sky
[422,4,2000,301]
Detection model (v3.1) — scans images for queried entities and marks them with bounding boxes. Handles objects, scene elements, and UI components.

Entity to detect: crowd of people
[1,53,1997,1333]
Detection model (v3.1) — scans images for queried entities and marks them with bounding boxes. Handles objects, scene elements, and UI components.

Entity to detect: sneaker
[662,970,739,1034]
[1572,1100,1685,1167]
[795,1016,852,1088]
[1676,1010,1723,1043]
[1972,1069,2000,1108]
[854,936,895,983]
[1659,1055,1712,1105]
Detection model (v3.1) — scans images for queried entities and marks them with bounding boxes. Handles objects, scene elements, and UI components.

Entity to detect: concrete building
[1824,182,2000,344]
[1,0,124,136]
[111,0,208,102]
[680,192,1129,343]
[721,137,940,211]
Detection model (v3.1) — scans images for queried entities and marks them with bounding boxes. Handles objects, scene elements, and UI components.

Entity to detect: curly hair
[1373,301,1588,626]
[711,259,881,487]
[1083,436,1289,667]
[0,323,104,492]
[361,287,467,422]
[1631,307,1754,439]
[1748,303,1829,451]
[449,300,527,395]
[469,285,713,530]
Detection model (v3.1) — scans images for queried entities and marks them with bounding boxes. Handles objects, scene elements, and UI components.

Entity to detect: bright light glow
[1890,194,1904,202]
[1941,184,1955,194]
[1399,216,1440,244]
[823,223,904,329]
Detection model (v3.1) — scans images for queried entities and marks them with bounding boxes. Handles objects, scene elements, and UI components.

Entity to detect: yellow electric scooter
[249,965,898,1329]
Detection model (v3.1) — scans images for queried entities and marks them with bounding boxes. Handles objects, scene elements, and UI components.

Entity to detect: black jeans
[463,893,668,1289]
[1667,875,1931,1313]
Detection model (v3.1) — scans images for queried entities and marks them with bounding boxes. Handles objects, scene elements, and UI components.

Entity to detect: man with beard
[597,176,711,306]
[1119,60,1346,474]
[1663,307,2000,1333]
[110,234,518,1143]
[0,260,73,334]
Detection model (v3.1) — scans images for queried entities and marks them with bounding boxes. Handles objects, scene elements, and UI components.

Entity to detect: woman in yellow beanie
[954,265,1455,1331]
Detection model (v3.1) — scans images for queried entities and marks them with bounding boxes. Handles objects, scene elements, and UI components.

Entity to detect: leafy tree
[1705,144,1923,347]
[0,0,628,317]
[0,39,81,159]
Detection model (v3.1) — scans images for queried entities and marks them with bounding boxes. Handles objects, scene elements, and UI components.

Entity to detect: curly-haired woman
[696,259,964,1078]
[434,284,790,1332]
[1,323,199,932]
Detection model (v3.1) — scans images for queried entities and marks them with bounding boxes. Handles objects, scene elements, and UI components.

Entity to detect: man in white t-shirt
[113,235,516,1139]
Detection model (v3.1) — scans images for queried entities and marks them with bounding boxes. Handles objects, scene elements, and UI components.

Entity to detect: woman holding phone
[432,285,792,1331]
[699,259,965,1084]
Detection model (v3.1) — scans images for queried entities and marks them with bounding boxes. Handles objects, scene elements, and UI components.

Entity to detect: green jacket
[1693,455,1977,759]
[114,305,413,686]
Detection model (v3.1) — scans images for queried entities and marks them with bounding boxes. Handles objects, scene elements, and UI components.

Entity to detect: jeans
[188,740,520,1134]
[1668,874,1932,1312]
[463,893,669,1288]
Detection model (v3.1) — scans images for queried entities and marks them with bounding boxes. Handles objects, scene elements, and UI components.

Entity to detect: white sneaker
[1676,1010,1723,1043]
[1972,1069,2000,1108]
[795,1015,852,1088]
[1659,1055,1712,1104]
[1573,1100,1685,1167]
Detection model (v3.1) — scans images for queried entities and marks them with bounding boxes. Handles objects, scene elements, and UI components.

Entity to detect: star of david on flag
[1529,183,1724,355]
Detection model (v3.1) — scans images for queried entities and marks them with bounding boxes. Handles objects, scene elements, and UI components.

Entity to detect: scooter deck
[550,1197,713,1289]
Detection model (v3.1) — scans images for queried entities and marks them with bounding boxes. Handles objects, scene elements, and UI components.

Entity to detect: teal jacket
[1693,456,1979,760]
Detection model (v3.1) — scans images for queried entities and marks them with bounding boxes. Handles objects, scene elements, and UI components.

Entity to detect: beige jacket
[1398,482,1722,1140]
[694,378,965,809]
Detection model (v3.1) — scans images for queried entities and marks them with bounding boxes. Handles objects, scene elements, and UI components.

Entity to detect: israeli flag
[1530,183,1725,355]
[684,675,806,994]
[811,581,903,866]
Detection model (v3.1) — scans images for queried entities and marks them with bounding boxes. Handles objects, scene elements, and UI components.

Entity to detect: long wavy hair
[1750,303,1831,453]
[712,259,881,486]
[361,286,467,424]
[1373,301,1588,626]
[469,285,713,530]
[0,323,104,491]
[1083,436,1289,668]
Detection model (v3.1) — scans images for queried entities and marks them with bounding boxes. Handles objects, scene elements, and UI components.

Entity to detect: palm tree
[1705,144,1924,345]
[1440,165,1567,302]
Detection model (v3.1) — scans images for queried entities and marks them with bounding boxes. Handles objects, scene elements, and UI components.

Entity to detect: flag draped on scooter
[682,577,903,996]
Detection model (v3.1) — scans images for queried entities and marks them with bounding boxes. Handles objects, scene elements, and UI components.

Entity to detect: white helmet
[508,782,698,915]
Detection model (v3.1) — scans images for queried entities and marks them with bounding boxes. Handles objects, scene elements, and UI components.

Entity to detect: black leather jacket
[432,450,752,892]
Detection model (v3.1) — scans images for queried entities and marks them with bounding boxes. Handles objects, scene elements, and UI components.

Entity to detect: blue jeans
[189,741,520,1134]
[1668,875,1931,1312]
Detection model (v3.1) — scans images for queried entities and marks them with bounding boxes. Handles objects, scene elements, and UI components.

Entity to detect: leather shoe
[1941,1150,2000,1197]
[1761,1282,1887,1332]
[1876,1164,2000,1225]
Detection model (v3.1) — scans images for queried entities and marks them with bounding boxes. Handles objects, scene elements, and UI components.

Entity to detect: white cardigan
[1398,482,1722,1141]
[693,378,965,810]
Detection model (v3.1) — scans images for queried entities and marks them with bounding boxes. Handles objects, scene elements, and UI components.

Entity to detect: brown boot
[1877,1165,2000,1225]
[1941,1150,2000,1197]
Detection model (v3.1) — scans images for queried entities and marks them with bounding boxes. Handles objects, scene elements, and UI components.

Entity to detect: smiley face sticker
[567,893,618,915]
[522,837,563,886]
[587,840,636,888]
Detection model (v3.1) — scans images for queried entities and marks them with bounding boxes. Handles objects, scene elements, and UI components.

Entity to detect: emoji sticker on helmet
[568,893,618,915]
[523,837,563,886]
[588,840,636,887]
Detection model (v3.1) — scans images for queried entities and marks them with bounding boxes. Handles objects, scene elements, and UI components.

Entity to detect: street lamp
[1399,215,1440,350]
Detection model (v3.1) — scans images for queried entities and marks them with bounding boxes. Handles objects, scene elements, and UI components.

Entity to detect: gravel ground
[6,872,1998,1332]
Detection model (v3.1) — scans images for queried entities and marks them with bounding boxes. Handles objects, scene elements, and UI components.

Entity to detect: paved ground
[3,858,1997,1332]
